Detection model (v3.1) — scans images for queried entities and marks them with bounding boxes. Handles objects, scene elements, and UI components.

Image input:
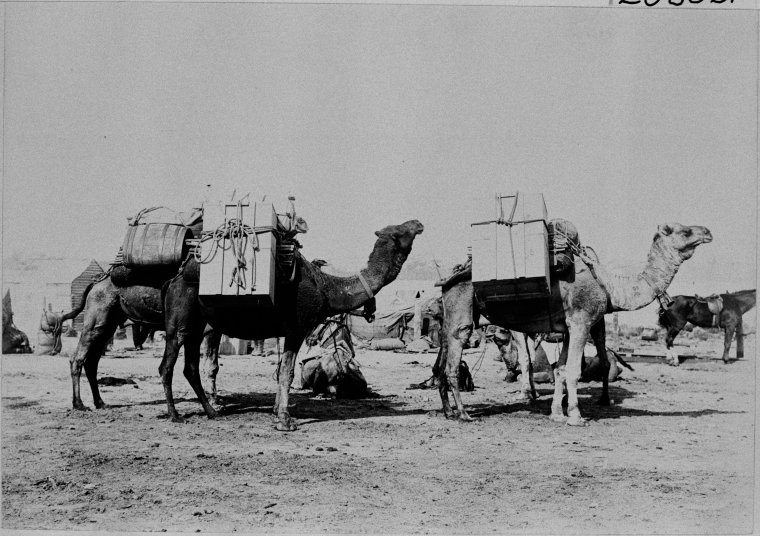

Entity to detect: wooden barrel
[122,224,194,267]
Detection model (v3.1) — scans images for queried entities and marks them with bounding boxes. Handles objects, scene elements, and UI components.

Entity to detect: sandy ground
[1,333,756,534]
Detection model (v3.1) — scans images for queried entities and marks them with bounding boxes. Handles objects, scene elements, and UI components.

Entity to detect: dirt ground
[1,332,756,534]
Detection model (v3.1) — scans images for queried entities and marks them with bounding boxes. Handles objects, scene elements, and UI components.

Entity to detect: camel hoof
[206,408,220,420]
[275,421,298,432]
[511,392,530,403]
[458,413,476,422]
[566,416,589,427]
[170,415,184,423]
[549,413,567,423]
[72,404,91,412]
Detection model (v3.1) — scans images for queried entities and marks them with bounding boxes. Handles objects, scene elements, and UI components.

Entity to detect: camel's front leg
[273,336,302,431]
[735,319,744,359]
[202,329,222,403]
[564,323,590,426]
[590,320,610,406]
[182,326,220,420]
[663,323,685,367]
[550,338,568,423]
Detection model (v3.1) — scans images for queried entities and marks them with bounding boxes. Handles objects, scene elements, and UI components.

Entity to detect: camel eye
[683,229,692,237]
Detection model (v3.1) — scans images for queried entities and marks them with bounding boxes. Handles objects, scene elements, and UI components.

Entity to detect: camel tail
[59,281,96,322]
[609,348,634,371]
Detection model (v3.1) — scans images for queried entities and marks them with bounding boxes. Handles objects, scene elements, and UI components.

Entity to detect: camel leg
[71,321,119,410]
[159,331,184,423]
[203,329,222,402]
[511,333,537,402]
[182,325,219,419]
[564,321,590,426]
[550,338,568,422]
[443,324,474,421]
[663,321,685,367]
[735,319,744,359]
[436,339,455,417]
[590,321,610,406]
[721,323,736,364]
[273,335,303,432]
[69,282,122,410]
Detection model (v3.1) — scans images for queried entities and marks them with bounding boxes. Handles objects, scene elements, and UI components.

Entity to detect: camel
[437,222,712,426]
[658,289,756,364]
[299,312,369,398]
[3,290,32,354]
[162,219,423,430]
[70,219,423,430]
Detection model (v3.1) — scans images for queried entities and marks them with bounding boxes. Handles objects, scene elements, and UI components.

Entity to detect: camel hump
[548,218,582,273]
[435,259,472,290]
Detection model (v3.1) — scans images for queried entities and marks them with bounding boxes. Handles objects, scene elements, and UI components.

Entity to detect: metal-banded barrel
[122,223,194,267]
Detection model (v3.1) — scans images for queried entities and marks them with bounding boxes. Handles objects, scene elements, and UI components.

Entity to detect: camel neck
[319,265,395,315]
[728,290,757,315]
[586,237,684,312]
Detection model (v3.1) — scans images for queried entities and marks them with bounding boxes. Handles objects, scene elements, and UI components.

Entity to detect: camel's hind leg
[590,321,610,406]
[735,319,744,359]
[131,324,153,350]
[158,332,184,422]
[721,322,737,364]
[512,333,537,402]
[434,343,454,417]
[69,281,123,410]
[443,324,474,421]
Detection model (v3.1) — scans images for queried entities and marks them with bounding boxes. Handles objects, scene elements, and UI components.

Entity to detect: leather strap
[358,271,374,299]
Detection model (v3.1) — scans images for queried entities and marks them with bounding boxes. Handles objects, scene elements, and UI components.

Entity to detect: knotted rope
[193,201,271,290]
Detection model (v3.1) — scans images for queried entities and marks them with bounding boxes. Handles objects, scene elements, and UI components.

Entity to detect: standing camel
[658,289,755,364]
[438,222,712,426]
[70,219,423,431]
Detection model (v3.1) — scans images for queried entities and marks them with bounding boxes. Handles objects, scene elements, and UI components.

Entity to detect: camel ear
[658,224,673,236]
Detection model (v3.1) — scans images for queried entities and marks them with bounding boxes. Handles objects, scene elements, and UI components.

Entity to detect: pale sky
[2,3,757,295]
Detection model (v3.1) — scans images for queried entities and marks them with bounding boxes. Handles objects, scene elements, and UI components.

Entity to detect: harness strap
[358,271,374,300]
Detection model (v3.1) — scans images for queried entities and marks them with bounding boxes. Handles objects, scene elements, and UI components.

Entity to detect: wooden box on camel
[198,201,278,307]
[471,192,551,301]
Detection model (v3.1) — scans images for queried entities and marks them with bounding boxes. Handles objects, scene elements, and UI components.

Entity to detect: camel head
[368,219,425,280]
[654,223,712,261]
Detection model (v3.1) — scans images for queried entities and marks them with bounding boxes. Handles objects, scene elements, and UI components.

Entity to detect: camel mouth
[407,220,425,235]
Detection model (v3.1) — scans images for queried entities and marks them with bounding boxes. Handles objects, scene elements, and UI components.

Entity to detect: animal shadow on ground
[213,390,426,424]
[464,383,744,422]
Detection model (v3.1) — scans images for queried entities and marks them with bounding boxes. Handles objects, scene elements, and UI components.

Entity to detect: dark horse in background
[658,289,756,364]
